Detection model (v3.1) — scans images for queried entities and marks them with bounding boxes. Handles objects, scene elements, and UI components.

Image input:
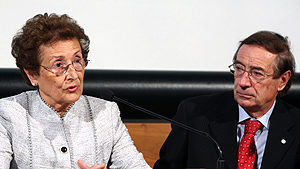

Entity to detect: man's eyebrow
[235,60,265,71]
[234,60,245,66]
[250,66,264,71]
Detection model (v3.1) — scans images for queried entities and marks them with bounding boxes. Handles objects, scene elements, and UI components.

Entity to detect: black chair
[1,68,299,122]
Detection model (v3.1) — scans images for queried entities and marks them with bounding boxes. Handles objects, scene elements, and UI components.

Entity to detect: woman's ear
[278,70,291,91]
[24,69,39,86]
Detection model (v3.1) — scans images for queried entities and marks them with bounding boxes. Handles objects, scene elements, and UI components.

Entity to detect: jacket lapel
[207,95,295,169]
[209,93,239,169]
[260,99,294,168]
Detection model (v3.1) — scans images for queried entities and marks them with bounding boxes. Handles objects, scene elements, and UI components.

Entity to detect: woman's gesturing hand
[78,159,106,169]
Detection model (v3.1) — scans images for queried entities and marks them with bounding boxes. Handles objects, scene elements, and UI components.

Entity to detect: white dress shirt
[237,101,275,169]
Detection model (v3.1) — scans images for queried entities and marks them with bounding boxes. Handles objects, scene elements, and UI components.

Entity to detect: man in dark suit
[154,31,300,169]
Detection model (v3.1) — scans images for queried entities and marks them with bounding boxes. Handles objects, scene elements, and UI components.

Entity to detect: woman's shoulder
[0,90,37,106]
[83,95,117,106]
[81,95,119,112]
[80,95,121,122]
[0,91,38,123]
[0,92,26,109]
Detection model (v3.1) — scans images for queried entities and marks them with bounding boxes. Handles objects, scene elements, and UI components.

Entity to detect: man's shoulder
[175,90,237,123]
[277,98,300,116]
[178,90,237,116]
[183,90,234,104]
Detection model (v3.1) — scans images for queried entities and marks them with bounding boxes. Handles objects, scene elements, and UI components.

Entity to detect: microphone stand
[112,95,225,169]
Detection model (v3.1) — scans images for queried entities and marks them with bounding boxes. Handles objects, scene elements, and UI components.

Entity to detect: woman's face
[26,39,85,112]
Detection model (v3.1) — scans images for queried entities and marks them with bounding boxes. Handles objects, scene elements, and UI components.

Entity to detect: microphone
[100,89,225,169]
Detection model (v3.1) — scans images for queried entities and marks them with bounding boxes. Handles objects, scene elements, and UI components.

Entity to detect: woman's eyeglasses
[40,58,89,76]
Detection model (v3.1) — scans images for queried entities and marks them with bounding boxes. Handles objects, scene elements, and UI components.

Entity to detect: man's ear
[278,70,291,91]
[24,69,39,86]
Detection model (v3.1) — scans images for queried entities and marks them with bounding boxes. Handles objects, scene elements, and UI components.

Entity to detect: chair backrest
[1,68,299,121]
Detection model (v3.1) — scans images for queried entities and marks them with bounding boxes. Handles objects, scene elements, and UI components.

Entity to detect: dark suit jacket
[154,91,300,169]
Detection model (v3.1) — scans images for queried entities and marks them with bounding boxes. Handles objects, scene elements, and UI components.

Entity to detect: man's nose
[238,71,252,87]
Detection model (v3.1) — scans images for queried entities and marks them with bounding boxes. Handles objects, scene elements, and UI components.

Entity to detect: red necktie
[237,120,262,169]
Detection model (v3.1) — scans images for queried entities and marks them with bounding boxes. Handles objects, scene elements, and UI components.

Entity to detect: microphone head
[100,89,115,101]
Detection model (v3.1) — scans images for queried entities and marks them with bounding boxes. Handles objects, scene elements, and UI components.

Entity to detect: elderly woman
[0,13,151,169]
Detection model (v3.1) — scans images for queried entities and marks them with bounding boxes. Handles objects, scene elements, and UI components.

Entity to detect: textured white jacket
[0,90,151,169]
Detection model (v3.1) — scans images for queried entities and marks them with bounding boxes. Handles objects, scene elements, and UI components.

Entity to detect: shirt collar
[238,100,276,129]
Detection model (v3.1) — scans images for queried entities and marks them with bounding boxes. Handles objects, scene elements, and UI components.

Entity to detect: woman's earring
[32,83,36,86]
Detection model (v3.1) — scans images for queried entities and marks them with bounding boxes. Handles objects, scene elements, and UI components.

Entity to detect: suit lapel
[206,95,295,169]
[261,99,294,169]
[210,118,237,169]
[209,94,239,169]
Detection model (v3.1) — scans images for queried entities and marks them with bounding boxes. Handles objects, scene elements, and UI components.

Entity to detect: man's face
[233,44,287,117]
